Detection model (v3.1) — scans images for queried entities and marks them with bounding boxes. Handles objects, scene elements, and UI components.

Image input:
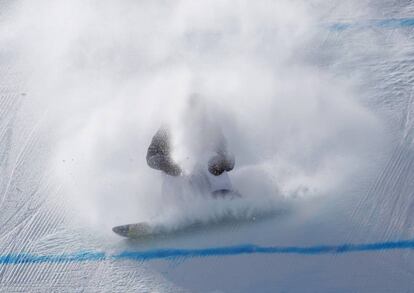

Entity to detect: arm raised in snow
[146,127,182,176]
[208,130,235,176]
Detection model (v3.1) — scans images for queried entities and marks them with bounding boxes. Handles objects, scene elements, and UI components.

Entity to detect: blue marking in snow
[0,251,106,265]
[375,18,414,28]
[328,17,414,31]
[1,240,414,265]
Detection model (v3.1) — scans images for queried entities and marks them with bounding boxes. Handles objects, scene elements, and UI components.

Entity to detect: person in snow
[146,95,236,197]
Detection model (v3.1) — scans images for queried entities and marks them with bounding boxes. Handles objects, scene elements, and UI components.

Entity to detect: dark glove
[147,154,182,176]
[208,154,235,176]
[161,158,182,176]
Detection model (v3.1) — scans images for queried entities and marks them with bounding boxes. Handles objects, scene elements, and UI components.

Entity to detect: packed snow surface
[1,0,414,292]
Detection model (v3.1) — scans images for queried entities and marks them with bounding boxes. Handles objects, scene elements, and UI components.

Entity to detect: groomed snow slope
[1,0,414,292]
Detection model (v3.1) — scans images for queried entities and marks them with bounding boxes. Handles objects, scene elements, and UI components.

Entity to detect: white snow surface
[1,0,414,292]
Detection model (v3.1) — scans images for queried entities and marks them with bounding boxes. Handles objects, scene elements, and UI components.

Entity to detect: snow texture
[1,0,414,292]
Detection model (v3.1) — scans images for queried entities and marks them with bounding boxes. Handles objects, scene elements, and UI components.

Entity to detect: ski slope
[1,0,414,292]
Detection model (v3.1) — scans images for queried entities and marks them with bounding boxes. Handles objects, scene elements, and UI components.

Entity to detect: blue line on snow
[1,240,414,265]
[328,17,414,31]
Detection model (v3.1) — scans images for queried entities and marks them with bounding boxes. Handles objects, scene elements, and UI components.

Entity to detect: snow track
[2,1,414,292]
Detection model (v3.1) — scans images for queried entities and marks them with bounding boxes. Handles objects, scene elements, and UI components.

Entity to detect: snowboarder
[146,95,236,197]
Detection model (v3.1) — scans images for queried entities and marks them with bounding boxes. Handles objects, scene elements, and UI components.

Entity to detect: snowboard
[112,222,160,238]
[112,189,242,238]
